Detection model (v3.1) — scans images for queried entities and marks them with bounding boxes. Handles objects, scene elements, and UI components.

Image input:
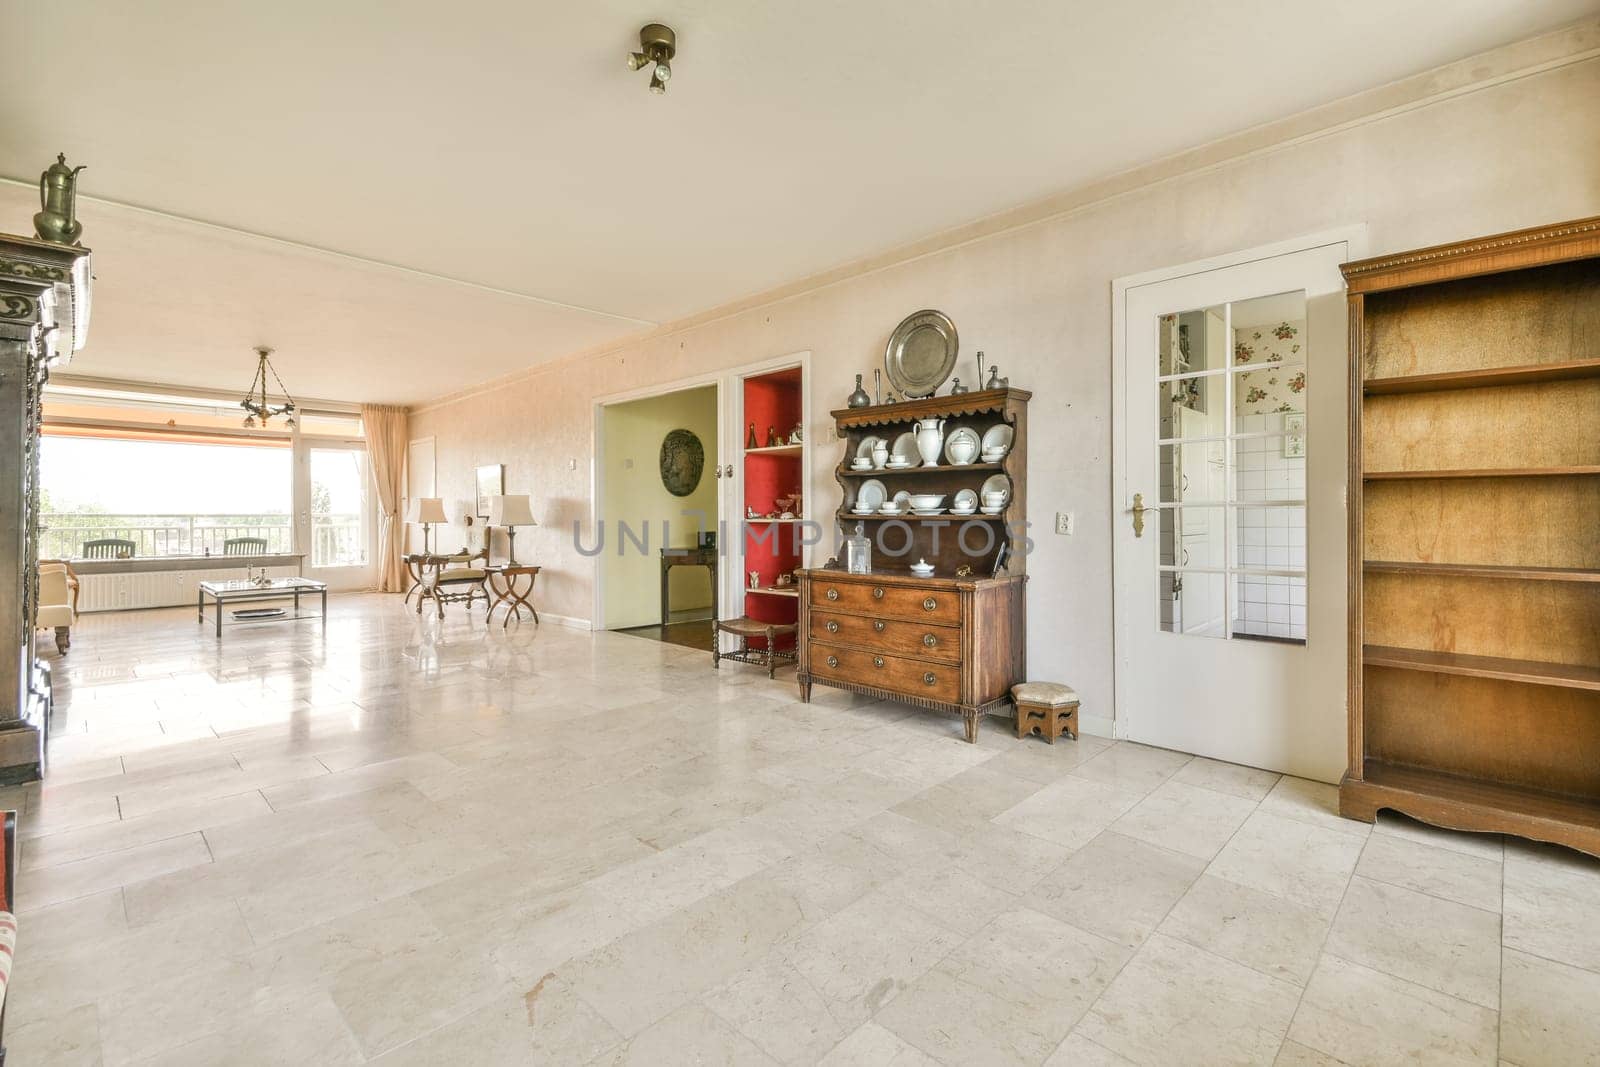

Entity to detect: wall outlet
[1054,511,1074,536]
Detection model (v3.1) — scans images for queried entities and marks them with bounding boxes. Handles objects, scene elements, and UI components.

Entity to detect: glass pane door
[310,447,370,568]
[1156,291,1308,643]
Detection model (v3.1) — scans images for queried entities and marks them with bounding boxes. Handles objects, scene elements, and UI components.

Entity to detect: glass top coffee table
[197,577,327,638]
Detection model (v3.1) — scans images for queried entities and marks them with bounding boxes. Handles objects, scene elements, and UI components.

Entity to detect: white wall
[410,44,1600,728]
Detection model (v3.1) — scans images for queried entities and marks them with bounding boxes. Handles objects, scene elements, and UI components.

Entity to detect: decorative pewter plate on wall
[883,310,958,399]
[660,428,705,497]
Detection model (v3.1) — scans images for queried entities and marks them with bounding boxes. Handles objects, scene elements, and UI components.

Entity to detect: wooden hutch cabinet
[0,232,91,782]
[797,388,1029,741]
[1339,217,1600,857]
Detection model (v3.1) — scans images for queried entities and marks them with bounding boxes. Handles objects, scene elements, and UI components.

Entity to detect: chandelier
[240,346,297,430]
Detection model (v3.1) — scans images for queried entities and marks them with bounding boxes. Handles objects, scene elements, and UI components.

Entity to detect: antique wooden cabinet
[797,388,1029,741]
[1339,217,1600,857]
[0,232,91,782]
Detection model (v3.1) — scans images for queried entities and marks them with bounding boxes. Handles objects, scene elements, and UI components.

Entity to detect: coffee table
[197,577,327,639]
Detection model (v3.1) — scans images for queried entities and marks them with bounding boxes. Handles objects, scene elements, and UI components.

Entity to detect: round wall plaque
[884,310,959,399]
[659,429,705,497]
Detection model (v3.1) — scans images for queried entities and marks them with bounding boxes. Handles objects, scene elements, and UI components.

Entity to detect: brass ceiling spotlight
[627,23,676,94]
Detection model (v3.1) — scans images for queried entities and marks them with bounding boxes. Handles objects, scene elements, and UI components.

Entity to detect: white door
[1112,235,1356,783]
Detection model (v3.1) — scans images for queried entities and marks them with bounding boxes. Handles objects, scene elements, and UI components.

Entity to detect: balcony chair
[36,562,73,654]
[222,537,269,556]
[80,538,135,559]
[416,547,490,619]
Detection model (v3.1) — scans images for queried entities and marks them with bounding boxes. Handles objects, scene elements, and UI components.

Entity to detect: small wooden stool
[1012,682,1079,743]
[713,616,798,679]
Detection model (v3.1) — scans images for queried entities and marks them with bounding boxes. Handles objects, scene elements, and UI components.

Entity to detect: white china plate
[858,479,888,511]
[980,474,1010,503]
[878,504,903,515]
[893,490,912,509]
[911,508,945,516]
[890,432,918,465]
[949,507,977,516]
[856,436,883,461]
[943,427,981,466]
[953,488,979,511]
[979,504,1005,515]
[981,424,1014,458]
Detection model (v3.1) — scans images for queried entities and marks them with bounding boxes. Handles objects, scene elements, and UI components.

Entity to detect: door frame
[1108,225,1366,761]
[294,430,379,592]
[591,369,728,632]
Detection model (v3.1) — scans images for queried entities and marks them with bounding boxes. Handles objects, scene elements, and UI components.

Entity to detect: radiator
[76,565,299,612]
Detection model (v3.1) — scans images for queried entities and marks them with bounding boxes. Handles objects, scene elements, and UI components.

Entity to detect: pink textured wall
[409,56,1600,727]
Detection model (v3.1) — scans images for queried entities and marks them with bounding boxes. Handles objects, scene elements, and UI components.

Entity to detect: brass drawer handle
[825,620,839,634]
[873,656,885,668]
[872,587,885,599]
[826,655,839,668]
[923,671,937,686]
[825,588,839,601]
[873,620,886,633]
[923,597,937,612]
[923,633,937,648]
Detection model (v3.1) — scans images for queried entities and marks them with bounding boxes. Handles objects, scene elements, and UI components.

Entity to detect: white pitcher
[914,417,946,468]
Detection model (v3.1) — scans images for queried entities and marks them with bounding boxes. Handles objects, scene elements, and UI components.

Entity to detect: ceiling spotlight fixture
[239,346,297,431]
[628,23,676,95]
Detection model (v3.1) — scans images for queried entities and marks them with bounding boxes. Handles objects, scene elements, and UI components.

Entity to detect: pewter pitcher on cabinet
[34,153,87,246]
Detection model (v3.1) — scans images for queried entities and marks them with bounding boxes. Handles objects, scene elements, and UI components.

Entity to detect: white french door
[1112,234,1358,783]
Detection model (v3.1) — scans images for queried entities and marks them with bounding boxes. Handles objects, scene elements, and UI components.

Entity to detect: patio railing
[41,513,364,567]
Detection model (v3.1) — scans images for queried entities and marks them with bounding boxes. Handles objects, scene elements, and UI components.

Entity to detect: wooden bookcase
[1340,217,1600,857]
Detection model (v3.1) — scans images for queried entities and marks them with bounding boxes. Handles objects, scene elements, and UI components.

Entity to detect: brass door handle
[826,655,839,668]
[923,633,937,648]
[1129,492,1149,538]
[923,672,937,686]
[873,620,886,632]
[872,587,885,599]
[825,620,839,633]
[825,588,839,601]
[923,597,937,612]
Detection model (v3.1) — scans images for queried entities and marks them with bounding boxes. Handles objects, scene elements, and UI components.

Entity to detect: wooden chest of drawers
[797,569,1026,742]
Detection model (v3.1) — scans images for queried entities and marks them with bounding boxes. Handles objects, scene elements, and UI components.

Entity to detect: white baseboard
[1078,712,1116,739]
[540,612,592,630]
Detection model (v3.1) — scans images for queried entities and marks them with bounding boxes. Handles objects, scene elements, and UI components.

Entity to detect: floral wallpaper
[1234,319,1307,415]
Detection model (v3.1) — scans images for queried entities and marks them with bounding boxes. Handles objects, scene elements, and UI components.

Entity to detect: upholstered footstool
[1012,682,1079,743]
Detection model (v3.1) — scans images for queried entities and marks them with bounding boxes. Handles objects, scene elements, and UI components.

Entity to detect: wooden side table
[660,547,717,626]
[487,564,541,627]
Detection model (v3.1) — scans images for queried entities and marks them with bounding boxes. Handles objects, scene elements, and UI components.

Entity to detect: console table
[487,564,540,627]
[660,546,717,626]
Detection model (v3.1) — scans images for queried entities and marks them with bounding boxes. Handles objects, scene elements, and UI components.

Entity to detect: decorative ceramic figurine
[749,570,761,589]
[949,377,969,394]
[789,423,803,444]
[746,422,758,449]
[914,417,946,468]
[766,426,778,448]
[847,375,871,408]
[34,153,87,246]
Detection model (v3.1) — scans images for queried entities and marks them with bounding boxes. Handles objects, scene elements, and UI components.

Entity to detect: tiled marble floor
[7,595,1600,1066]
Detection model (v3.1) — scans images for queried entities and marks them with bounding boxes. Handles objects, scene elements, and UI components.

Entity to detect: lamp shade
[406,497,448,524]
[488,494,537,527]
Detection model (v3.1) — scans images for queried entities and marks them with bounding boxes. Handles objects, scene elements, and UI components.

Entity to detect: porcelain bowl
[906,493,946,510]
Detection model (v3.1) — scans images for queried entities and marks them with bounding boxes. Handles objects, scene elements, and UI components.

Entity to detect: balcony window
[311,447,370,568]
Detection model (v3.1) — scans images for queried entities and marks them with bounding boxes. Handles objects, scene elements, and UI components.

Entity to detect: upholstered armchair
[36,561,74,654]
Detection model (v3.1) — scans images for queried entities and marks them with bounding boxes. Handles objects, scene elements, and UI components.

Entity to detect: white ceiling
[2,0,1591,404]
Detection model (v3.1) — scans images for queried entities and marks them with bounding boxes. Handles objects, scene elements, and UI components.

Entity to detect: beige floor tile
[703,955,854,1064]
[1287,954,1498,1066]
[130,990,365,1067]
[1078,932,1300,1066]
[782,886,962,1026]
[1161,873,1330,986]
[1499,948,1600,1067]
[20,789,269,872]
[818,1022,939,1066]
[1372,811,1504,861]
[1272,1040,1345,1065]
[561,873,808,1037]
[1355,830,1503,912]
[1110,778,1259,861]
[992,773,1145,852]
[1030,831,1205,949]
[371,977,622,1066]
[1173,756,1282,802]
[19,830,212,912]
[876,966,1062,1066]
[1208,810,1364,915]
[2,1002,103,1067]
[16,886,129,959]
[1256,776,1370,838]
[592,1001,780,1066]
[1043,1032,1137,1066]
[1502,839,1600,972]
[1069,742,1193,795]
[1328,876,1501,1008]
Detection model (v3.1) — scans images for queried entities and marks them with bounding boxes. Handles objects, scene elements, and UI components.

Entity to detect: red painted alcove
[741,367,803,646]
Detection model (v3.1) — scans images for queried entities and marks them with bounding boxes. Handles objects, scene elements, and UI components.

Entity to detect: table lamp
[406,497,447,553]
[488,495,538,565]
